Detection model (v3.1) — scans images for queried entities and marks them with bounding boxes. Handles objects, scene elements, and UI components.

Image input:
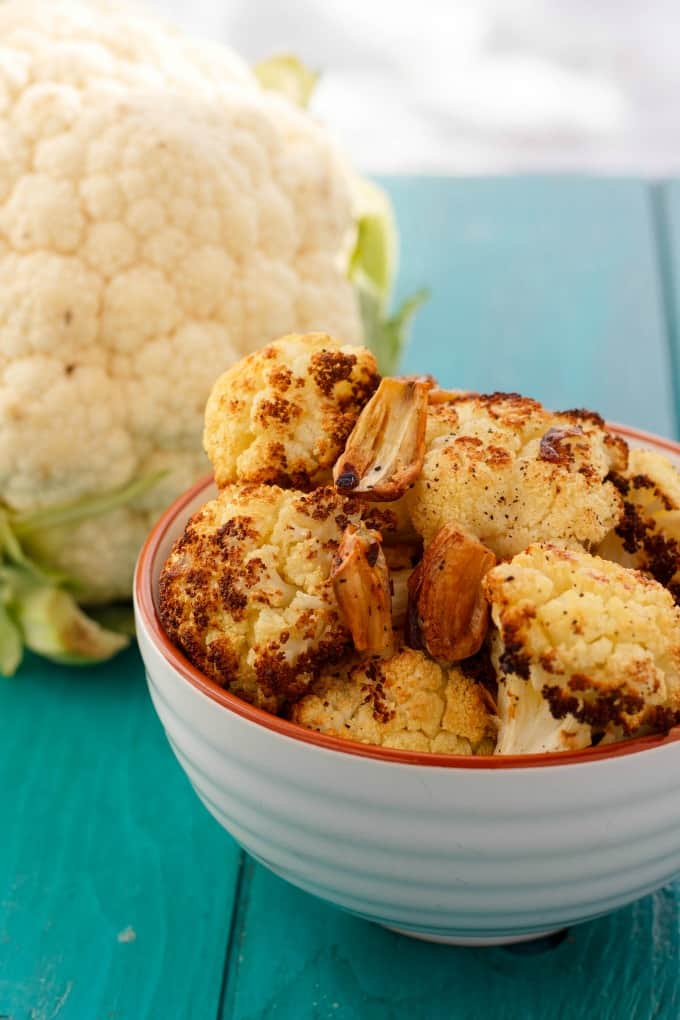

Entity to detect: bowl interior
[136,423,680,769]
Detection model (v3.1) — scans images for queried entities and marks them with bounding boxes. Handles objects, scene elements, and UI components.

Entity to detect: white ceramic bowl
[134,424,680,946]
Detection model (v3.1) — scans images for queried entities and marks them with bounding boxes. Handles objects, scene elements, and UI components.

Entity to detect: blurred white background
[147,0,679,175]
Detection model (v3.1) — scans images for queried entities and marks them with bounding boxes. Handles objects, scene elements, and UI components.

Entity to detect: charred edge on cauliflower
[495,600,537,680]
[309,349,379,405]
[359,661,396,725]
[608,471,680,599]
[542,682,680,734]
[553,408,629,470]
[297,487,353,523]
[558,410,629,470]
[473,395,620,433]
[498,643,531,680]
[478,392,538,415]
[638,704,680,733]
[542,682,645,730]
[538,426,583,465]
[253,638,351,708]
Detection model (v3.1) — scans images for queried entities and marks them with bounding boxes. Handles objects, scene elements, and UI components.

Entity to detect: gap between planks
[648,182,680,438]
[216,850,253,1020]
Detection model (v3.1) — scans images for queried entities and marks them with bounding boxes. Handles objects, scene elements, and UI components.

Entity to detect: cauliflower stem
[346,176,427,374]
[353,277,428,377]
[0,472,163,675]
[495,673,591,755]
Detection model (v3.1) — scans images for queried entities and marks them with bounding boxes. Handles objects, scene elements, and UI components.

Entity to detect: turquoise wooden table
[3,177,680,1020]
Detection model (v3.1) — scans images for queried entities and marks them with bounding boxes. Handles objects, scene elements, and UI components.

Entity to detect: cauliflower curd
[408,393,626,557]
[291,647,496,754]
[204,333,379,490]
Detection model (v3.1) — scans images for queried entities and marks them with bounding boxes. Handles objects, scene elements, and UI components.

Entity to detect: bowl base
[382,925,563,947]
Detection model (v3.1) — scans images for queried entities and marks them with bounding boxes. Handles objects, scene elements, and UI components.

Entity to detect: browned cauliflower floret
[598,449,680,602]
[493,669,592,755]
[203,333,379,490]
[484,544,680,753]
[407,393,627,557]
[159,484,389,712]
[291,647,497,754]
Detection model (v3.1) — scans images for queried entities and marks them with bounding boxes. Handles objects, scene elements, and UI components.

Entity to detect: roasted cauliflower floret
[159,484,384,712]
[291,647,497,754]
[203,333,379,490]
[599,449,680,602]
[484,544,680,739]
[407,393,627,557]
[494,670,592,755]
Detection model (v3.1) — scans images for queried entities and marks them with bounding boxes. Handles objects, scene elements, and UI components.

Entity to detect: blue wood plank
[381,176,677,437]
[222,863,680,1020]
[0,649,240,1020]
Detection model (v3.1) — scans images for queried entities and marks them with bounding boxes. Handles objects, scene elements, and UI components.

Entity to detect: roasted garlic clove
[331,524,392,653]
[333,377,429,501]
[407,524,496,662]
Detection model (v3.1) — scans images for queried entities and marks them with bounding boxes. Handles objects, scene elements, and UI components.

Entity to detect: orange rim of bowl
[135,423,680,770]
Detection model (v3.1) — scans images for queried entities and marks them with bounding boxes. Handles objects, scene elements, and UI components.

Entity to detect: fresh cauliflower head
[407,393,626,558]
[0,0,363,602]
[291,646,497,754]
[484,543,680,743]
[158,484,404,712]
[598,449,680,602]
[204,333,379,490]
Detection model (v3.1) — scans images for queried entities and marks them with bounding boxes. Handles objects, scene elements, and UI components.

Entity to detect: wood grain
[222,863,680,1020]
[0,648,241,1020]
